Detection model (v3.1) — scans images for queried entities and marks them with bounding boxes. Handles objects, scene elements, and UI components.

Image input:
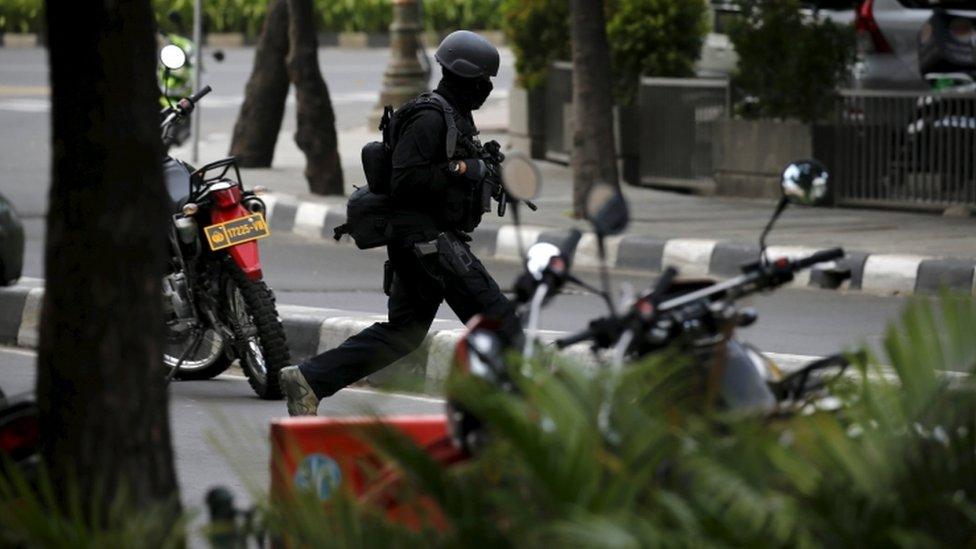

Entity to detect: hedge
[502,0,710,98]
[0,0,504,36]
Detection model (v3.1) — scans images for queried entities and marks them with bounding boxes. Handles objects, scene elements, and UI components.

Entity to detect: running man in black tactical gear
[279,31,522,416]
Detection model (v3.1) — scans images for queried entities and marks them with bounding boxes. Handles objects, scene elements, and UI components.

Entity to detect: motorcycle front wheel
[164,326,228,380]
[222,260,290,400]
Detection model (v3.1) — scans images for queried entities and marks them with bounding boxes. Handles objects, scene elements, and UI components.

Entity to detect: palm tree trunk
[39,0,179,523]
[569,0,619,217]
[229,0,291,167]
[287,0,344,195]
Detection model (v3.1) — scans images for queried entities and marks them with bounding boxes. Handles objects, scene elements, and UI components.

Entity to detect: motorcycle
[452,159,851,453]
[160,87,290,399]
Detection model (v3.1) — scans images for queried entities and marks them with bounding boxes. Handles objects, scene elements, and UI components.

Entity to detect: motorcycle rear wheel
[222,261,289,400]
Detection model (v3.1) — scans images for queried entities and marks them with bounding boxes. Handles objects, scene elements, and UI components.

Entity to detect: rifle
[479,139,538,217]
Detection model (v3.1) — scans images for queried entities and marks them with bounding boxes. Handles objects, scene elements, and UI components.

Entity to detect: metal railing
[825,89,976,210]
[637,77,730,193]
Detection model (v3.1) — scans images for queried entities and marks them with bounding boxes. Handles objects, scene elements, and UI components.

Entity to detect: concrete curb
[0,285,818,394]
[262,192,976,297]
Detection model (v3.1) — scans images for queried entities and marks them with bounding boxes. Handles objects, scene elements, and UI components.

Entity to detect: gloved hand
[448,158,487,182]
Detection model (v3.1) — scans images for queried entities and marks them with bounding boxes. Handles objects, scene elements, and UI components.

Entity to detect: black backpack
[362,92,462,195]
[334,92,462,249]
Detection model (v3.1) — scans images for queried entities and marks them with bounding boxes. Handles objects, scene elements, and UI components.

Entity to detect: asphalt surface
[0,45,917,526]
[0,346,441,518]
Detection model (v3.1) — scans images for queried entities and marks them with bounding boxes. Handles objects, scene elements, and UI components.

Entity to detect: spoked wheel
[222,261,290,399]
[163,326,229,380]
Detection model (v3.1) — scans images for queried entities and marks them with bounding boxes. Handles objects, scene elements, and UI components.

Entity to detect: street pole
[191,0,202,163]
[369,0,428,128]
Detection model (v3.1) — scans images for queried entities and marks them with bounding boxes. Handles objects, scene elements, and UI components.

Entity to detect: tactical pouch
[361,141,392,195]
[435,232,473,275]
[382,260,395,296]
[333,186,392,250]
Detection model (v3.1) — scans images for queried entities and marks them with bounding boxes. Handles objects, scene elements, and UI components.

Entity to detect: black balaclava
[436,68,493,112]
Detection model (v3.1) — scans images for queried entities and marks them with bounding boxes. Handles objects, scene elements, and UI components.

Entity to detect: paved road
[0,346,441,514]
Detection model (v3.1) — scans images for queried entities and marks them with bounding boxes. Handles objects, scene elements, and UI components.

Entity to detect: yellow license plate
[203,213,270,251]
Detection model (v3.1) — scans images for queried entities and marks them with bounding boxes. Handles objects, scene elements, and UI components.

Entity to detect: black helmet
[434,30,500,80]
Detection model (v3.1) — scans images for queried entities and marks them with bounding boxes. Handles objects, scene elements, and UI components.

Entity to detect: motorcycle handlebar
[555,326,597,349]
[649,267,677,302]
[793,247,844,270]
[188,85,213,105]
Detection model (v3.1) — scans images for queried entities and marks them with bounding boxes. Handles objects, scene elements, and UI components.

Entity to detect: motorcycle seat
[163,156,191,210]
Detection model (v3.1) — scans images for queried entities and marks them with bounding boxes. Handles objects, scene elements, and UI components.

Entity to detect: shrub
[729,0,855,123]
[501,0,570,91]
[154,0,269,37]
[264,292,976,546]
[317,0,392,33]
[0,0,43,34]
[606,0,710,105]
[423,0,503,33]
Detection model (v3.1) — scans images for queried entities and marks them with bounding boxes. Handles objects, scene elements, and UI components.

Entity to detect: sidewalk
[174,111,976,297]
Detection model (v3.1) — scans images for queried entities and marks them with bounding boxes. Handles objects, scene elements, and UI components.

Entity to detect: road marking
[0,85,49,96]
[0,345,38,357]
[343,387,444,404]
[214,372,444,403]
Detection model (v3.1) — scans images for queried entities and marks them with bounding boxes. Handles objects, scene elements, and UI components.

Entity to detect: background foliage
[500,0,709,98]
[0,0,42,34]
[729,0,855,123]
[606,0,709,105]
[500,0,571,91]
[265,293,976,547]
[0,0,506,35]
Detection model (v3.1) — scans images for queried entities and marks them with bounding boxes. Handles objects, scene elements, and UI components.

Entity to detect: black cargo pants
[298,234,522,398]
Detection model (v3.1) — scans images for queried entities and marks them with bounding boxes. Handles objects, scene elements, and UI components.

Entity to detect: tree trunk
[569,0,619,217]
[229,0,291,167]
[287,0,344,195]
[39,0,179,524]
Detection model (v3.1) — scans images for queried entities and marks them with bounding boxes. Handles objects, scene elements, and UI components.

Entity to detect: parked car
[846,0,976,90]
[0,193,24,287]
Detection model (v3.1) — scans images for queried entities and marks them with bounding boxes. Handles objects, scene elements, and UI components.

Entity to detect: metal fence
[544,61,574,164]
[637,77,730,193]
[825,89,976,210]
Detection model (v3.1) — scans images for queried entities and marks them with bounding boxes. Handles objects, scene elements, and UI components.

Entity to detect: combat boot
[279,365,320,417]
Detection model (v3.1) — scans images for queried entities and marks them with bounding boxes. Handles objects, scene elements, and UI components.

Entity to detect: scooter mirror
[501,153,541,201]
[584,183,629,236]
[780,159,829,207]
[160,44,188,71]
[525,242,560,281]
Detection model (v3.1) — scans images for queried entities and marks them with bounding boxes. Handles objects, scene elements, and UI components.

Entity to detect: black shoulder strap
[426,91,459,158]
[388,92,462,158]
[378,105,394,145]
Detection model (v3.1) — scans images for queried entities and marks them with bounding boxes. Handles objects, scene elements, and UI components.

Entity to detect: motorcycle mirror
[759,159,830,263]
[584,183,629,237]
[780,159,829,207]
[501,153,541,202]
[525,242,560,281]
[160,44,188,71]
